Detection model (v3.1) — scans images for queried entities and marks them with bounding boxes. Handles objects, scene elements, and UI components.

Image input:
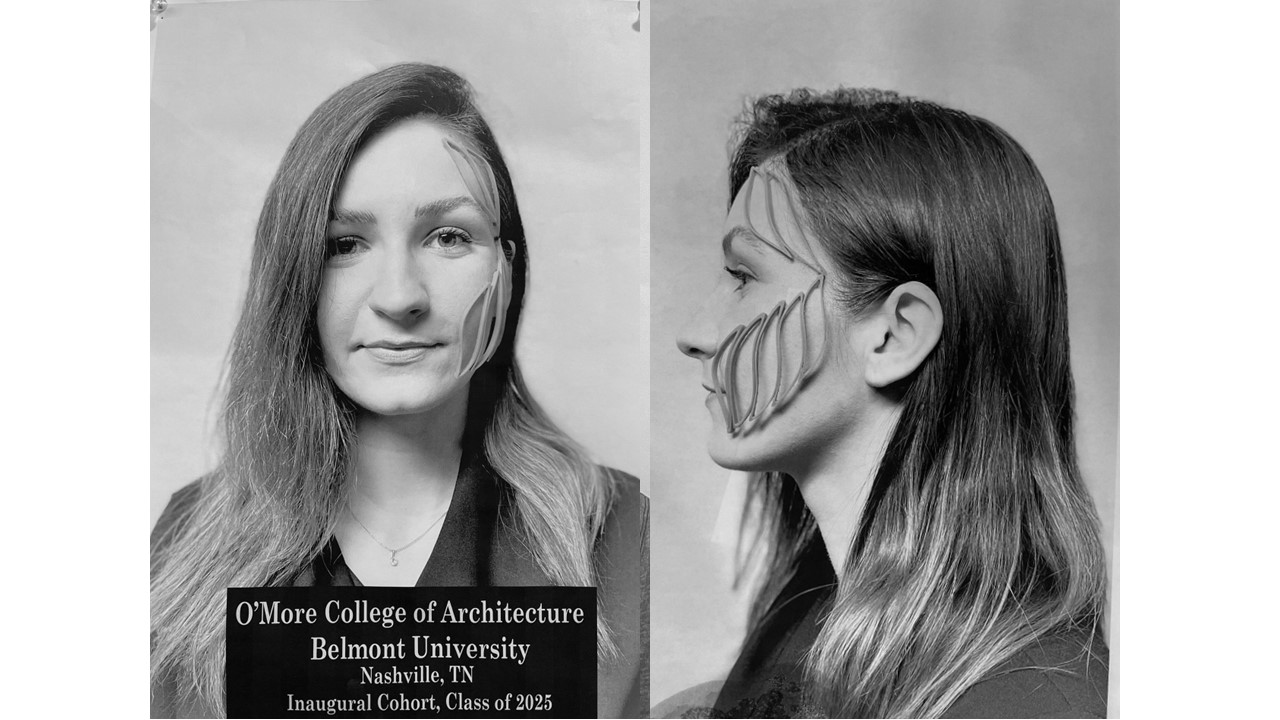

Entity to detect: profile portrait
[651,1,1117,718]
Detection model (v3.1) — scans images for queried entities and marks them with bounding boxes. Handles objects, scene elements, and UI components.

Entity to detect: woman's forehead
[335,120,470,204]
[332,119,500,234]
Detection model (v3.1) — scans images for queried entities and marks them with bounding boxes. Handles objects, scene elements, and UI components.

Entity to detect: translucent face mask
[442,137,514,378]
[711,161,828,437]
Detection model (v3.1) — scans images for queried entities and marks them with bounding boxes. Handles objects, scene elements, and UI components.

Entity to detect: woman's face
[678,165,869,473]
[317,118,505,418]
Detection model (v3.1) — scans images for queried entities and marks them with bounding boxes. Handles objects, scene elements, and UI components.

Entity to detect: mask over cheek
[711,162,829,437]
[443,137,514,378]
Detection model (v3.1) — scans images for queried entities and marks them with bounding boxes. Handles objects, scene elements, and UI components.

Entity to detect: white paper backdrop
[649,0,1119,704]
[151,0,650,524]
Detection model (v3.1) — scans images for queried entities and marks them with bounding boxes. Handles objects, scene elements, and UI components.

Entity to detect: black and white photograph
[149,1,647,717]
[9,0,1279,718]
[651,1,1117,717]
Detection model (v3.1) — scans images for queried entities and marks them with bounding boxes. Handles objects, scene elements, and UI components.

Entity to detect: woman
[150,64,647,718]
[676,89,1109,718]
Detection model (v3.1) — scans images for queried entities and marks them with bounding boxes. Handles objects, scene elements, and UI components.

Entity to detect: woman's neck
[348,390,468,515]
[787,403,900,575]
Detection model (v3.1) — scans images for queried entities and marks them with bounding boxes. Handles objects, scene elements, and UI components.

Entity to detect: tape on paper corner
[606,0,641,32]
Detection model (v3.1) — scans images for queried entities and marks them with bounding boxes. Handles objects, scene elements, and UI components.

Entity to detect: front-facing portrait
[318,118,512,419]
[150,3,648,718]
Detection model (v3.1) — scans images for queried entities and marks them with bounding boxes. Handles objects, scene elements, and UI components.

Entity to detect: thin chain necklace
[346,500,450,567]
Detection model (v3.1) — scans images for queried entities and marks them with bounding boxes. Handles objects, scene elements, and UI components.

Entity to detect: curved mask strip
[711,274,825,436]
[710,163,829,436]
[743,162,823,273]
[456,245,513,378]
[442,137,501,237]
[443,139,512,378]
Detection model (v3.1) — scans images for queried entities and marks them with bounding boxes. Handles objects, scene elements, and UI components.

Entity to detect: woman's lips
[703,384,724,406]
[362,344,440,364]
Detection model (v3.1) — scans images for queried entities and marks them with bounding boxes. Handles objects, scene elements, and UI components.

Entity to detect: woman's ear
[862,281,943,388]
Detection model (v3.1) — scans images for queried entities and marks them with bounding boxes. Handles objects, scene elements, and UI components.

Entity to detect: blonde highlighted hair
[150,64,617,716]
[732,89,1108,718]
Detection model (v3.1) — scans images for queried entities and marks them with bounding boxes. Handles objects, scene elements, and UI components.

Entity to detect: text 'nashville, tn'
[358,664,470,685]
[311,635,532,665]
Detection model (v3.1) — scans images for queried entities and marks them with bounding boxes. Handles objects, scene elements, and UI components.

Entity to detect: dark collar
[715,543,836,717]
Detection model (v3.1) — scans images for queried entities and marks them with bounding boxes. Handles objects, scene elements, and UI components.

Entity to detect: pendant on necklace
[390,552,399,567]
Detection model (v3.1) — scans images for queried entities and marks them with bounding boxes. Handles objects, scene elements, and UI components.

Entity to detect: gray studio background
[151,0,649,524]
[650,0,1118,704]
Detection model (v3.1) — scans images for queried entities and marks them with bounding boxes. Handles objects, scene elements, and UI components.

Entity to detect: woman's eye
[327,236,364,257]
[725,266,753,290]
[430,227,474,250]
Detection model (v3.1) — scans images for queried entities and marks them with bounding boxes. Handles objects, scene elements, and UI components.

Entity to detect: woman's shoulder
[603,466,648,519]
[597,467,649,553]
[150,477,211,557]
[590,466,648,598]
[943,626,1109,719]
[591,467,651,717]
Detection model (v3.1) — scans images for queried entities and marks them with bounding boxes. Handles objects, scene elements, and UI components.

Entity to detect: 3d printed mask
[443,137,513,378]
[711,161,828,437]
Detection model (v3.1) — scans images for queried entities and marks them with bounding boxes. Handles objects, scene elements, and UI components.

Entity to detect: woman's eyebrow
[413,195,481,219]
[722,226,774,258]
[327,196,481,226]
[328,208,378,225]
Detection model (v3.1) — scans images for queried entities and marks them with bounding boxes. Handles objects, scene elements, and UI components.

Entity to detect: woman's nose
[676,297,719,360]
[367,248,430,323]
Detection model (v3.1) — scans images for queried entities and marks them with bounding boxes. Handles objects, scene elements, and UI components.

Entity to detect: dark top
[150,450,649,718]
[710,548,1108,719]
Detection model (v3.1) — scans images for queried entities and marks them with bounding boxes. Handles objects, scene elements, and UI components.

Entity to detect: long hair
[150,63,617,715]
[731,89,1108,718]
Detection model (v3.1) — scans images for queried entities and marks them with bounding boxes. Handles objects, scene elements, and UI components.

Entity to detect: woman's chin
[348,382,469,420]
[706,428,780,473]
